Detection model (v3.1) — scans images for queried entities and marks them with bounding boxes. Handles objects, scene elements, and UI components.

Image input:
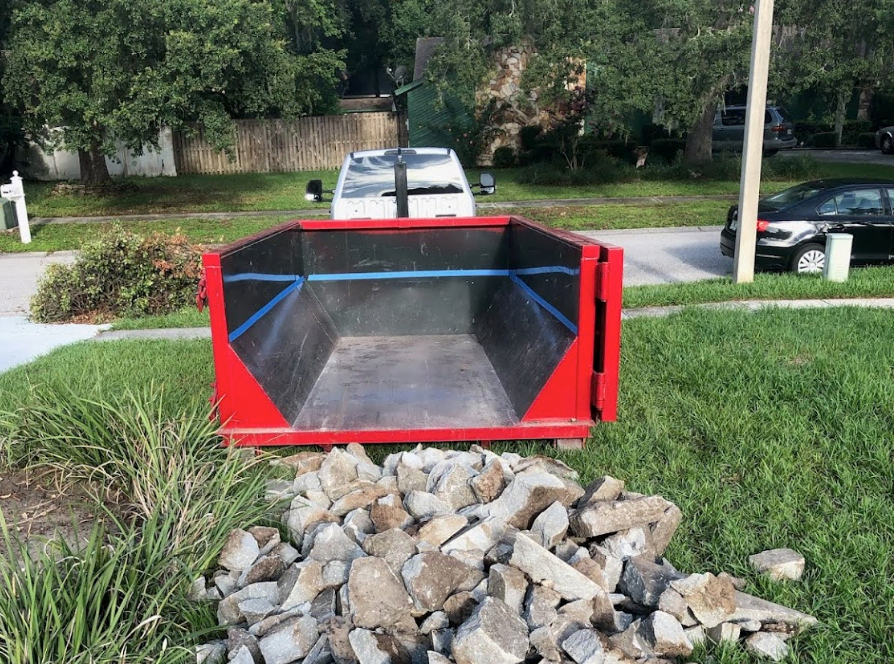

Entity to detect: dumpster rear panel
[203,216,622,447]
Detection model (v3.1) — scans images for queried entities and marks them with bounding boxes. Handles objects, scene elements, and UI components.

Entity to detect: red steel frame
[202,215,622,447]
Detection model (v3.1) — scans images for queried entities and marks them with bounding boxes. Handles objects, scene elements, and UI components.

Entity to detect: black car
[720,178,894,273]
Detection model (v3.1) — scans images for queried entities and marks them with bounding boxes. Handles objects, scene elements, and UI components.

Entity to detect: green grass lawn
[1,308,893,662]
[21,158,894,218]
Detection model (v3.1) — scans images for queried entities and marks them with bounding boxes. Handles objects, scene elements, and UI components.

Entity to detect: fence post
[1,171,31,244]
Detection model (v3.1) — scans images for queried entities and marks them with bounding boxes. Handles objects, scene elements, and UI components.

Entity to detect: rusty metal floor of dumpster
[293,335,518,430]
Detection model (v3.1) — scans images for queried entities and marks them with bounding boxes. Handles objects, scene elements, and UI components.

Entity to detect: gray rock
[321,616,357,664]
[417,514,468,548]
[273,542,300,566]
[744,632,790,661]
[279,562,326,612]
[416,447,448,471]
[608,620,652,661]
[529,626,562,662]
[479,470,583,529]
[402,552,478,613]
[570,496,669,539]
[589,546,624,591]
[219,529,260,572]
[217,582,280,626]
[554,600,597,643]
[748,548,806,581]
[706,621,741,644]
[238,597,277,624]
[554,540,583,562]
[597,528,650,561]
[531,500,569,550]
[305,490,334,509]
[311,588,338,622]
[657,588,697,627]
[213,570,240,598]
[345,443,375,465]
[619,557,682,608]
[294,471,323,495]
[729,590,818,632]
[524,584,562,630]
[669,573,735,628]
[343,509,376,544]
[248,526,281,553]
[404,491,453,520]
[363,528,418,577]
[512,456,579,481]
[397,463,429,494]
[248,608,302,638]
[510,533,603,601]
[347,556,416,633]
[238,553,287,587]
[319,449,361,501]
[304,634,334,664]
[331,482,392,517]
[308,522,366,563]
[684,624,705,646]
[443,591,478,625]
[266,479,295,502]
[441,516,510,556]
[576,476,625,508]
[561,628,607,664]
[589,589,619,633]
[348,629,410,664]
[356,462,382,483]
[420,611,450,634]
[470,459,508,504]
[258,616,320,664]
[487,563,528,615]
[370,496,414,532]
[428,463,478,511]
[286,497,337,545]
[430,628,454,655]
[227,627,262,662]
[275,450,326,475]
[229,645,256,664]
[392,633,430,664]
[648,503,682,557]
[323,560,351,588]
[427,652,451,664]
[452,597,529,664]
[195,641,227,664]
[638,611,692,658]
[733,618,762,632]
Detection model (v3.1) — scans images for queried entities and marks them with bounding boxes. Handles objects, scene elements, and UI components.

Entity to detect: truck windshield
[340,153,466,198]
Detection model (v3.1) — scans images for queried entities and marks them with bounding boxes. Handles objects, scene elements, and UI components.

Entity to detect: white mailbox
[1,171,30,244]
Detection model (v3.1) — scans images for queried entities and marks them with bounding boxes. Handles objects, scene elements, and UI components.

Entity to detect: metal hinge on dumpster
[596,262,611,301]
[592,372,607,410]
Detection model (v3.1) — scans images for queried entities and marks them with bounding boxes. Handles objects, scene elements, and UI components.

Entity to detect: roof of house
[413,37,444,81]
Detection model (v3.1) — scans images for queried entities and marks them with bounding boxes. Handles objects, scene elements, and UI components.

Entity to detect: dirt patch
[0,468,106,559]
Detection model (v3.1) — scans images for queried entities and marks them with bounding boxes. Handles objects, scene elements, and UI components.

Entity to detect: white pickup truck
[306,147,495,220]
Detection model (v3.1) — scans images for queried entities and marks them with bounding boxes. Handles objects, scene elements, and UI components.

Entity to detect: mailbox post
[1,171,31,244]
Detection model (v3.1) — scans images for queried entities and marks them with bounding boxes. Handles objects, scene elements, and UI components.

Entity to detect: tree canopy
[3,0,344,183]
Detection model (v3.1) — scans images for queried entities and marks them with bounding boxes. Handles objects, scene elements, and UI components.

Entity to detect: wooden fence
[172,112,407,174]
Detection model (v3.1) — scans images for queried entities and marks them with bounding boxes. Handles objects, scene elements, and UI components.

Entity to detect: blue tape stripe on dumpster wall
[229,278,305,342]
[510,274,577,333]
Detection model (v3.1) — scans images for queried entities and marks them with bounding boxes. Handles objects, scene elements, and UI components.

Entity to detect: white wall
[20,127,177,180]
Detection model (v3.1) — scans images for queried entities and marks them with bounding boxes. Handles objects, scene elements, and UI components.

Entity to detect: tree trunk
[78,140,111,185]
[683,99,716,166]
[833,86,848,148]
[857,83,874,122]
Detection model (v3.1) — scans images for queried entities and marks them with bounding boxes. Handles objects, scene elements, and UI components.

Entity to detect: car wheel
[792,243,825,274]
[882,134,894,155]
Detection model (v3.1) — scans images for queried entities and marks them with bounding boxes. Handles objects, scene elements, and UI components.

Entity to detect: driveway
[578,226,731,286]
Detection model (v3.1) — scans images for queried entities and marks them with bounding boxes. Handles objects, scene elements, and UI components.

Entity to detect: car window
[341,153,466,199]
[721,109,746,126]
[818,189,885,216]
[762,183,826,210]
[888,189,894,212]
[764,110,773,124]
[775,107,792,123]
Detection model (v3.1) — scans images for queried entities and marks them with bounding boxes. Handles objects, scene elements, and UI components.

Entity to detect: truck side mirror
[305,179,324,202]
[478,173,495,195]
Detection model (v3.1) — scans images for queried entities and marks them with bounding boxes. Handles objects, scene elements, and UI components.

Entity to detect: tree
[0,0,27,177]
[3,0,344,184]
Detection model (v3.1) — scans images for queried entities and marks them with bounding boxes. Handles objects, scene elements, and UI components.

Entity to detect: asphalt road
[779,148,893,167]
[578,226,731,286]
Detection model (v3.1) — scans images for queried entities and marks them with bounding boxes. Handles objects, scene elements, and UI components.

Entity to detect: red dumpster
[202,215,622,448]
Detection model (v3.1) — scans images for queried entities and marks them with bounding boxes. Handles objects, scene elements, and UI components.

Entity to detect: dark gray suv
[713,106,797,155]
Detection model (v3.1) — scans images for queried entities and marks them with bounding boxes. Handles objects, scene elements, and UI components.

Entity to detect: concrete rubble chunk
[452,597,529,664]
[229,645,255,664]
[657,588,697,627]
[531,500,570,550]
[470,459,508,504]
[238,597,277,624]
[279,561,326,612]
[748,548,806,581]
[730,590,818,632]
[219,529,260,572]
[239,553,287,587]
[561,628,608,664]
[744,632,790,661]
[274,451,326,475]
[343,509,376,544]
[669,573,735,628]
[397,464,429,494]
[417,514,468,548]
[371,497,415,532]
[427,652,451,664]
[309,522,366,563]
[510,533,603,601]
[443,591,478,625]
[319,449,361,501]
[331,482,392,517]
[227,627,261,663]
[619,557,683,608]
[648,503,682,557]
[487,563,528,615]
[577,476,625,508]
[258,615,320,664]
[195,641,227,664]
[476,471,583,529]
[706,621,741,644]
[402,551,478,613]
[570,496,669,539]
[420,611,449,634]
[524,584,562,630]
[404,491,453,520]
[348,628,411,664]
[638,611,693,658]
[348,556,416,633]
[598,528,650,561]
[428,463,478,511]
[512,456,579,481]
[363,528,418,577]
[441,516,510,554]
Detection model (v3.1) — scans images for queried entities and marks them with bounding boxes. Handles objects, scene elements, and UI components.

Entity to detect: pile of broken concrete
[194,445,816,664]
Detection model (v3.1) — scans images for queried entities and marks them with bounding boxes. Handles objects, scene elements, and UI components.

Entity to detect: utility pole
[733,0,775,283]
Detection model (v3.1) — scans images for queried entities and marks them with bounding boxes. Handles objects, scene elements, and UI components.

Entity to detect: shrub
[810,131,838,148]
[762,154,824,180]
[30,225,202,323]
[648,138,687,164]
[492,146,517,169]
[856,132,877,148]
[515,151,624,186]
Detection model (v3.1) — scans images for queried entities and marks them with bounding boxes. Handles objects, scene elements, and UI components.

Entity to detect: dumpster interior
[219,222,584,431]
